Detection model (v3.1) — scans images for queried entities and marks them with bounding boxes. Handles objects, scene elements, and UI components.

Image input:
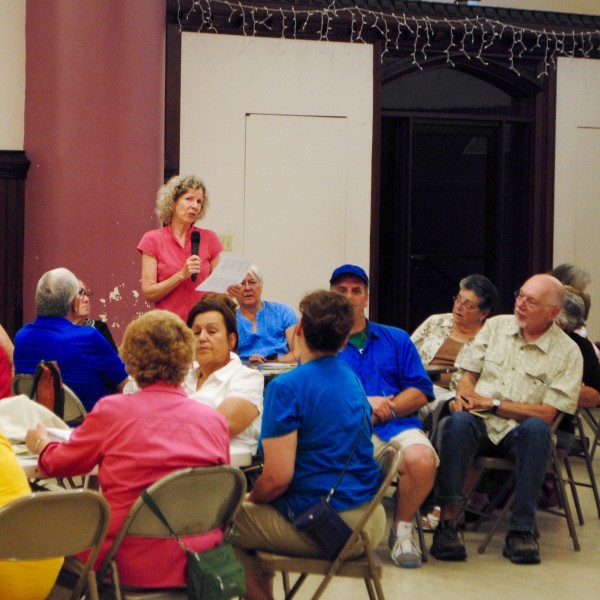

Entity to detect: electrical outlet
[219,234,233,252]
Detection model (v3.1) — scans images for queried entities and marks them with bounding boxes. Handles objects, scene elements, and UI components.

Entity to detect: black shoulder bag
[290,406,368,560]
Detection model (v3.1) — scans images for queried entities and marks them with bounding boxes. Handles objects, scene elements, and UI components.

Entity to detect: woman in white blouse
[184,295,264,455]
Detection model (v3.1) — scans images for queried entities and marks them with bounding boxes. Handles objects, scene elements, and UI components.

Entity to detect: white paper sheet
[196,256,255,293]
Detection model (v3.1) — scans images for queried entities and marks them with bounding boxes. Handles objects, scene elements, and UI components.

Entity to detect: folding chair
[256,442,403,600]
[461,414,581,554]
[97,465,246,600]
[11,372,35,396]
[11,372,87,426]
[580,406,600,460]
[0,489,110,600]
[560,409,600,523]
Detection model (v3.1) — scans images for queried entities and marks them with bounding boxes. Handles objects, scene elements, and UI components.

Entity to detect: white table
[15,444,252,478]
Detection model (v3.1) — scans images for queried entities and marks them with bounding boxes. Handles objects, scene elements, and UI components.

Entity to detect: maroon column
[24,0,165,342]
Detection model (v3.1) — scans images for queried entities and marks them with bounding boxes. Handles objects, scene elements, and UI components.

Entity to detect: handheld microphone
[191,231,201,282]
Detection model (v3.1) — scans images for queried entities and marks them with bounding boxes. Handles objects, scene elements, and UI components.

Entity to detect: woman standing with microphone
[138,175,223,320]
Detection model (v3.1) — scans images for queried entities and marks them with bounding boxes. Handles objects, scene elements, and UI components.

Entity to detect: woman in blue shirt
[233,290,384,600]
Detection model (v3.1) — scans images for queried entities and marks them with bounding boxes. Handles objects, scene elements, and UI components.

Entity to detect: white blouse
[183,353,264,455]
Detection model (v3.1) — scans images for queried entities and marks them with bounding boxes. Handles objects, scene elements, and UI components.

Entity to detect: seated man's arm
[388,388,428,418]
[248,431,296,504]
[457,369,557,425]
[579,384,600,409]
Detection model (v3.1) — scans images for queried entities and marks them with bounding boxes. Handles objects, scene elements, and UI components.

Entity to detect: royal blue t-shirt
[14,316,127,412]
[261,355,381,520]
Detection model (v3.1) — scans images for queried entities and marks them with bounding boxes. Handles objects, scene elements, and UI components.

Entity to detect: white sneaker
[388,527,422,568]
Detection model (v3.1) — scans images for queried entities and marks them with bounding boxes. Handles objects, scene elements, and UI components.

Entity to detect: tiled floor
[50,439,600,600]
[274,455,600,600]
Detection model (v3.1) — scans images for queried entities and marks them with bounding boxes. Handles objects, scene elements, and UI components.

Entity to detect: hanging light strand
[178,0,600,77]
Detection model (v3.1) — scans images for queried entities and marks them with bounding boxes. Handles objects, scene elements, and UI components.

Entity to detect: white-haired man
[14,268,127,411]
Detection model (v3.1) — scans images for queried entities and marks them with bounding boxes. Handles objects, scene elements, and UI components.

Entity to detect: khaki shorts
[372,428,440,467]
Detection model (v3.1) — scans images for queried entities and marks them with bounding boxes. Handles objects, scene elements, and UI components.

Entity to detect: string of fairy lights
[177,0,600,77]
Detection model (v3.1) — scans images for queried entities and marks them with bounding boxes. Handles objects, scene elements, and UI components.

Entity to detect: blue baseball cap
[329,264,369,287]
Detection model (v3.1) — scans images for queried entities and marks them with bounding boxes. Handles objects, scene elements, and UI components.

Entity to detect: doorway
[379,115,531,332]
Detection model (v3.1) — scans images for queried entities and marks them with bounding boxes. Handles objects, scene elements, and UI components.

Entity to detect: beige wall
[180,34,373,311]
[430,1,600,15]
[555,57,600,341]
[0,0,25,150]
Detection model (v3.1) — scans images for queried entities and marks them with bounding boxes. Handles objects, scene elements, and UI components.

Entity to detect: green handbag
[141,491,246,600]
[186,542,246,600]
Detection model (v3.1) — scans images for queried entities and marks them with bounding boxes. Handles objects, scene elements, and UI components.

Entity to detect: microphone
[191,231,201,282]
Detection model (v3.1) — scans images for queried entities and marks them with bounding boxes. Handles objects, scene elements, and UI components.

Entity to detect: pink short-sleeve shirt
[138,225,223,320]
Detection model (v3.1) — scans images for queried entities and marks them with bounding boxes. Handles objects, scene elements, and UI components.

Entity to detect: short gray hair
[549,263,591,292]
[35,268,79,317]
[459,274,499,314]
[555,289,585,333]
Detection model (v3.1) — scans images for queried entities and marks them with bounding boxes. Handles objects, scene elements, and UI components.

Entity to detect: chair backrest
[97,465,247,578]
[11,372,34,396]
[63,384,87,425]
[11,372,86,426]
[0,489,110,598]
[331,442,402,562]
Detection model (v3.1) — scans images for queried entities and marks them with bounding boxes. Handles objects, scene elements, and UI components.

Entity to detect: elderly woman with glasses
[138,175,223,320]
[25,310,229,590]
[228,264,298,364]
[68,280,118,352]
[411,274,499,392]
[410,274,498,529]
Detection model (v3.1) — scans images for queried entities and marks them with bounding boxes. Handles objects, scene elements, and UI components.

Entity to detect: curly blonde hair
[155,175,210,224]
[120,310,194,387]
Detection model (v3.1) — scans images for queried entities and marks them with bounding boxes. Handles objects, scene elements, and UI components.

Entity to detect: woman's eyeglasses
[78,288,93,298]
[453,295,477,311]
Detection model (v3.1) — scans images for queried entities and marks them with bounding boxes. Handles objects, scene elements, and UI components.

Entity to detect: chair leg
[282,572,291,597]
[364,577,377,600]
[562,456,584,525]
[285,574,307,600]
[551,447,581,551]
[575,413,600,518]
[415,511,428,562]
[477,491,514,554]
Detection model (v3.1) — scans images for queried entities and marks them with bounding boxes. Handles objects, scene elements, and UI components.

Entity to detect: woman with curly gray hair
[137,175,223,319]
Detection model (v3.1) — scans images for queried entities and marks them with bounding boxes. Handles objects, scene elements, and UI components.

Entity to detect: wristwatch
[491,398,501,414]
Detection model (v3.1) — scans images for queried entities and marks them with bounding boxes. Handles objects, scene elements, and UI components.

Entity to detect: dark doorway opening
[379,115,531,332]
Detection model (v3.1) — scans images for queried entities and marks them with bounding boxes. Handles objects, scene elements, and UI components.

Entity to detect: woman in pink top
[138,175,223,320]
[25,310,230,589]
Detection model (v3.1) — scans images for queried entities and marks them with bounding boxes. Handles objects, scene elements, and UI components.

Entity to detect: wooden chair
[460,414,581,554]
[256,442,403,600]
[96,465,246,600]
[0,489,110,600]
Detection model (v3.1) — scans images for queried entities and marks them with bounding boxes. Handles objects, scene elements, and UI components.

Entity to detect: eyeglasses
[514,290,557,310]
[453,295,477,311]
[241,279,261,288]
[78,288,93,298]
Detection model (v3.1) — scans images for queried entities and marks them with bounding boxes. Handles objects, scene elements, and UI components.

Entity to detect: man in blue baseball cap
[330,264,436,568]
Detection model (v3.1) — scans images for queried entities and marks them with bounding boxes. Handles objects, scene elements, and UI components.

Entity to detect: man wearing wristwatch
[330,265,436,569]
[431,274,583,565]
